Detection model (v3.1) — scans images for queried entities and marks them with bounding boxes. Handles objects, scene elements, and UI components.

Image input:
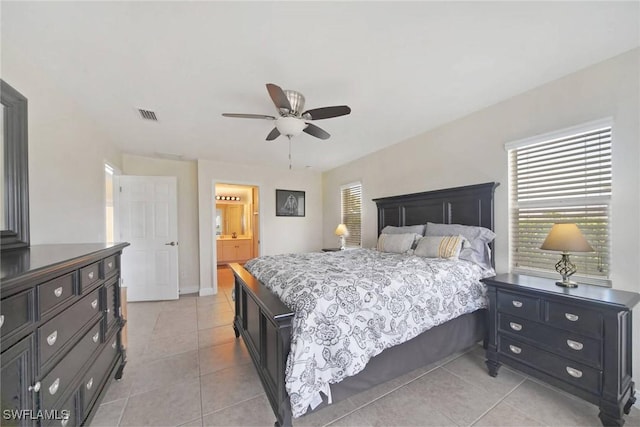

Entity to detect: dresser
[1,243,129,427]
[483,274,639,427]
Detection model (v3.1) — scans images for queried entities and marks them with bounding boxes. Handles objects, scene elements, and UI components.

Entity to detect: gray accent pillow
[381,225,426,236]
[425,222,495,270]
[376,233,420,254]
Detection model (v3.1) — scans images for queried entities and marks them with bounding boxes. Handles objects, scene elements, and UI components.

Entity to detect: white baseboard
[179,286,199,295]
[199,287,215,297]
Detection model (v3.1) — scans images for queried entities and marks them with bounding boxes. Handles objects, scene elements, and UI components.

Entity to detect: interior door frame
[212,180,261,294]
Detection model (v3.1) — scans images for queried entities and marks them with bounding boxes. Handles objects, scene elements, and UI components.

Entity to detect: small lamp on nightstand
[540,223,594,288]
[335,224,349,250]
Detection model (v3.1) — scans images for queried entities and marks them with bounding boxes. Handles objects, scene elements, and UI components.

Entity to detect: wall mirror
[1,79,30,250]
[215,204,246,236]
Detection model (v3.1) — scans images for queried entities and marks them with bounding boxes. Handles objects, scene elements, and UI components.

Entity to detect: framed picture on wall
[276,189,305,217]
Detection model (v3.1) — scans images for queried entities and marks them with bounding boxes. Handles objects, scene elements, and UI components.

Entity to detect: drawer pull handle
[512,300,523,308]
[567,340,584,351]
[0,314,4,328]
[93,331,100,343]
[108,261,113,269]
[509,345,522,354]
[86,377,94,390]
[47,331,58,346]
[105,308,111,314]
[565,313,579,322]
[88,271,95,280]
[112,341,117,349]
[566,366,583,378]
[54,287,63,297]
[49,378,60,395]
[91,299,98,309]
[28,381,41,392]
[509,322,523,331]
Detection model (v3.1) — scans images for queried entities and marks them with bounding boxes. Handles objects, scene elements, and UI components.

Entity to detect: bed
[229,182,499,426]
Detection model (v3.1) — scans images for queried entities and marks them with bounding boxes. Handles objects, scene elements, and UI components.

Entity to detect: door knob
[165,241,178,246]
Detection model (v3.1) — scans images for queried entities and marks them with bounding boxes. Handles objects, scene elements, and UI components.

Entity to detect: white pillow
[414,235,466,259]
[376,233,419,254]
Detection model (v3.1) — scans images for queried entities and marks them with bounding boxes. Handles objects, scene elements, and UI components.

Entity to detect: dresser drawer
[545,301,602,339]
[498,313,602,368]
[40,320,102,411]
[102,255,118,279]
[79,262,101,292]
[82,335,119,414]
[39,273,76,318]
[43,389,78,427]
[0,289,34,347]
[39,288,102,367]
[497,291,540,321]
[500,336,601,394]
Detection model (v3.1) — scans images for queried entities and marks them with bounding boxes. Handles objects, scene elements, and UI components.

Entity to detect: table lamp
[540,223,594,288]
[335,224,349,250]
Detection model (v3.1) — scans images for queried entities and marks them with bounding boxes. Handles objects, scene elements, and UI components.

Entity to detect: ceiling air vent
[138,108,158,121]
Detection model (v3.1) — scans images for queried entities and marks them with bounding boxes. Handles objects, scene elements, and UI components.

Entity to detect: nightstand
[483,274,640,427]
[321,248,342,252]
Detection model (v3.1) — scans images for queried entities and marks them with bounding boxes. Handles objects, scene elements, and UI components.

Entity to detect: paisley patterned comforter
[244,248,493,418]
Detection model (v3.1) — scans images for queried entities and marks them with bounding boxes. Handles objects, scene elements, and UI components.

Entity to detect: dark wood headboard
[373,182,499,263]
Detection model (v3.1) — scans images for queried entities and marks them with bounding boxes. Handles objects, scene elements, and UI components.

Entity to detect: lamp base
[556,280,578,288]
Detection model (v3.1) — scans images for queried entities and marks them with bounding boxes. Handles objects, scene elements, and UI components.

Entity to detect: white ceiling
[3,1,639,171]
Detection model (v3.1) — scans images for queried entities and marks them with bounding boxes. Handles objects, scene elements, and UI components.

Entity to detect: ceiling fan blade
[303,123,330,140]
[266,83,292,112]
[302,105,351,120]
[266,128,281,141]
[222,113,276,120]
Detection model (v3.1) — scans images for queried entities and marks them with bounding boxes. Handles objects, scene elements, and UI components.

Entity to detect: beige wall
[122,154,200,294]
[197,158,323,295]
[3,45,122,244]
[323,47,640,385]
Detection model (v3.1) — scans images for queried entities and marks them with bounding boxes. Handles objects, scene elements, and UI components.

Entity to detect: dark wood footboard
[229,263,295,427]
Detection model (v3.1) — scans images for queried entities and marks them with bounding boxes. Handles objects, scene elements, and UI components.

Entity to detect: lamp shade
[335,224,349,237]
[540,223,594,253]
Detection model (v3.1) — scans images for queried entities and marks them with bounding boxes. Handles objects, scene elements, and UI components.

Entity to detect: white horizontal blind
[341,182,362,247]
[509,125,611,282]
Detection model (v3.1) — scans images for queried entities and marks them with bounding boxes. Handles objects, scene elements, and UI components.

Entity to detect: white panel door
[117,176,179,301]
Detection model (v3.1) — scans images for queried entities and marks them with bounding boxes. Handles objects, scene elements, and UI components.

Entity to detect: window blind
[509,124,611,283]
[341,182,362,247]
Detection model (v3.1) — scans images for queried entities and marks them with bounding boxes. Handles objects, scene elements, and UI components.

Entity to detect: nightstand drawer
[500,336,601,394]
[497,291,540,321]
[545,301,602,338]
[498,314,602,368]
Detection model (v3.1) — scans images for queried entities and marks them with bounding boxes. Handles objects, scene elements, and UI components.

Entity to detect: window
[507,119,612,285]
[341,182,362,247]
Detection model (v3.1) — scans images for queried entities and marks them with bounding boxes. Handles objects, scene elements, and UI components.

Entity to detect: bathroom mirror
[1,79,30,250]
[215,204,245,236]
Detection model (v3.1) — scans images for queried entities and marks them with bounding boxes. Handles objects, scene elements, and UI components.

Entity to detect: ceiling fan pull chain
[288,136,292,170]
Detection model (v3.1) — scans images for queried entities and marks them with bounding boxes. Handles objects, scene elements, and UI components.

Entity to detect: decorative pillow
[425,222,495,270]
[414,235,466,259]
[381,224,426,236]
[376,233,419,254]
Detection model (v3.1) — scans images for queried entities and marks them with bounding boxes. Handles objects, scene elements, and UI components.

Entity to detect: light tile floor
[91,267,640,427]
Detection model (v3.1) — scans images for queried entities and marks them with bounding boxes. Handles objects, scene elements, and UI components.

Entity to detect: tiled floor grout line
[196,300,206,427]
[465,376,528,427]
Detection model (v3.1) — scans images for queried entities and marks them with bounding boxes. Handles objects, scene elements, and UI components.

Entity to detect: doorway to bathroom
[214,183,259,265]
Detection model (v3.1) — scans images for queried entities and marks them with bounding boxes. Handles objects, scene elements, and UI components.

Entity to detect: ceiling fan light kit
[275,116,307,137]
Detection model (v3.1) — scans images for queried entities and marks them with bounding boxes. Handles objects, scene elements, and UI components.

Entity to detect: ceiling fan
[222,83,351,141]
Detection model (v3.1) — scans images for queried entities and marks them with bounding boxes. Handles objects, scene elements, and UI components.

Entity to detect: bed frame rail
[229,263,294,427]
